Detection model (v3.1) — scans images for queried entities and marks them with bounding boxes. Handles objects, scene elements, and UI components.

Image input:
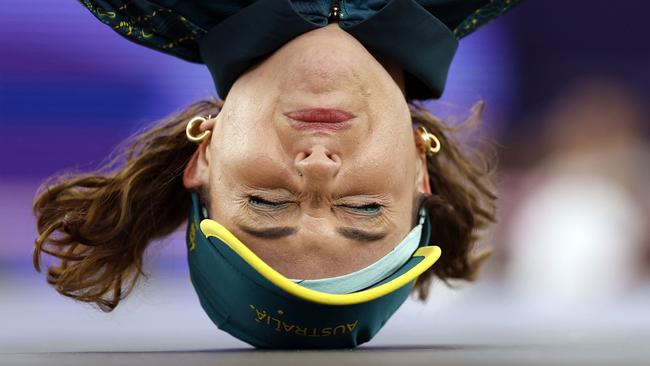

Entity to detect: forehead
[204,200,416,280]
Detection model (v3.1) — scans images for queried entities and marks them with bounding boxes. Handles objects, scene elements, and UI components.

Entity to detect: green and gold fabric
[80,0,523,100]
[186,191,441,348]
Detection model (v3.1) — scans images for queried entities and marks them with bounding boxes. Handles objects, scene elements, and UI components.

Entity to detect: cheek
[215,78,279,138]
[363,129,417,172]
[209,138,291,191]
[343,151,418,203]
[212,107,280,165]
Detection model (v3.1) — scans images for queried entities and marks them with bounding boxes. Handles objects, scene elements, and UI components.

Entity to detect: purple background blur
[2,0,650,354]
[1,0,517,261]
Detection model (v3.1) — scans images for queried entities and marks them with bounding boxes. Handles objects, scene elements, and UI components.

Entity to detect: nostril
[329,153,341,164]
[295,151,308,162]
[294,146,341,179]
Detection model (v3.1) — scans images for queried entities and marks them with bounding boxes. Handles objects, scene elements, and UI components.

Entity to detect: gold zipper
[328,0,342,22]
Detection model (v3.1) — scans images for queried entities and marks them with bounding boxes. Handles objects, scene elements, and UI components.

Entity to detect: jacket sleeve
[78,0,237,63]
[79,0,523,63]
[411,0,522,38]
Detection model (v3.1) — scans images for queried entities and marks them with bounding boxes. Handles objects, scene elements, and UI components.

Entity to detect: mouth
[284,108,355,132]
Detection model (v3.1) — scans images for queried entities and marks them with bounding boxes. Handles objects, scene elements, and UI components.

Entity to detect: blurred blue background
[1,0,649,353]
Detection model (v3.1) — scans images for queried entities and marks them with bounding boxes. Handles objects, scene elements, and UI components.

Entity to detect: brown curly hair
[32,96,496,311]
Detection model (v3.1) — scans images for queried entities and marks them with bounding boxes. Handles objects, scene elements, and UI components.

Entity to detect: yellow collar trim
[200,219,441,306]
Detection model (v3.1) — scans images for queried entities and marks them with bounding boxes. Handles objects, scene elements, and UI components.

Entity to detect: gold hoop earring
[416,126,441,156]
[186,115,213,144]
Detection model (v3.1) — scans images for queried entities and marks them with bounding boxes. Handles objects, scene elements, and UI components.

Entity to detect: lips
[285,108,355,123]
[284,108,355,132]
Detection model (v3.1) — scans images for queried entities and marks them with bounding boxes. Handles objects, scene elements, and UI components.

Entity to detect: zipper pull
[328,0,341,22]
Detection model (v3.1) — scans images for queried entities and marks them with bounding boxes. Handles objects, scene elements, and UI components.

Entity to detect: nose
[294,145,341,182]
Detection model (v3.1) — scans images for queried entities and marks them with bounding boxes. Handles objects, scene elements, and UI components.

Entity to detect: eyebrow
[238,225,297,239]
[337,227,388,242]
[237,225,388,242]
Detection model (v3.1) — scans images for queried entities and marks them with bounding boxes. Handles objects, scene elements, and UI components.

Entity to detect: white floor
[2,261,650,354]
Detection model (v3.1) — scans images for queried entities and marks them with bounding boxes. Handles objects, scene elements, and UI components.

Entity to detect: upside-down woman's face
[184,23,430,279]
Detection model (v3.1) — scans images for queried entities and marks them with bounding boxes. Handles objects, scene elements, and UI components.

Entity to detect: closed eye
[337,202,383,217]
[247,193,385,219]
[248,195,291,209]
[344,203,382,213]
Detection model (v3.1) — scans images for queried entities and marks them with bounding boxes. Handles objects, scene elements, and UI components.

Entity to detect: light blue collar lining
[291,209,426,294]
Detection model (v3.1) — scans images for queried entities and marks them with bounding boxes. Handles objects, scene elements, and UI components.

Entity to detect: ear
[183,142,211,189]
[414,148,432,196]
